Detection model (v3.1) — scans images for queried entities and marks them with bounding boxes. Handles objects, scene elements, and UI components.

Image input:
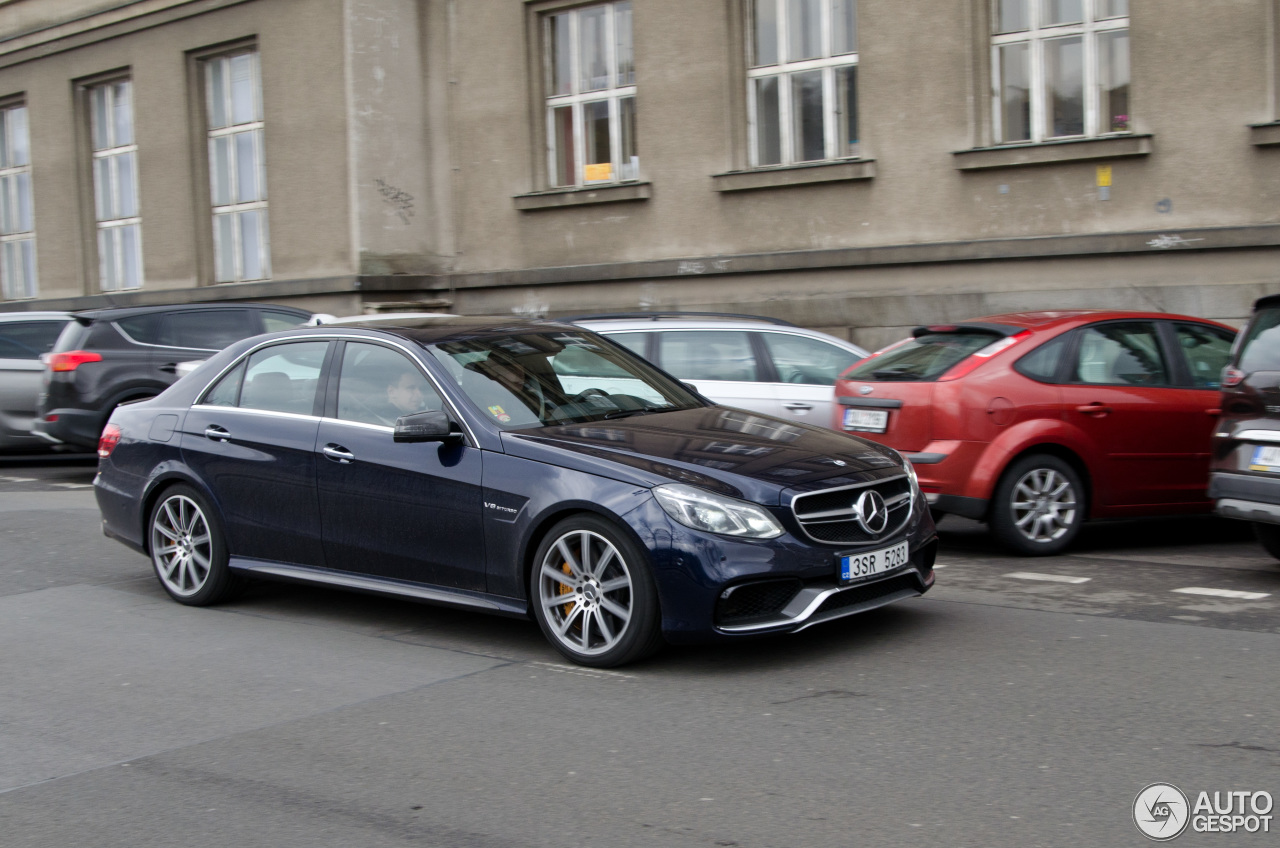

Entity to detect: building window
[89,80,142,291]
[748,0,858,167]
[545,1,637,188]
[205,50,269,282]
[992,0,1130,144]
[0,104,35,300]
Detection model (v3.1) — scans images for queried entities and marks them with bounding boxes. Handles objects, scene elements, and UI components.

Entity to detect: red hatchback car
[832,311,1236,554]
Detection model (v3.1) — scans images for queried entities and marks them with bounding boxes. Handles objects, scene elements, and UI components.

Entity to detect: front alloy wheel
[149,485,240,605]
[990,455,1084,556]
[531,516,661,667]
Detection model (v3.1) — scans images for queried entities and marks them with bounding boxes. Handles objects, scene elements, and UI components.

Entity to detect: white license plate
[1250,445,1280,471]
[843,408,889,433]
[840,540,910,582]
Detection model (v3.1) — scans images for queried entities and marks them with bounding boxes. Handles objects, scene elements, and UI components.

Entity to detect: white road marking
[1171,587,1270,600]
[932,563,948,569]
[0,476,36,483]
[52,483,93,489]
[1005,572,1091,584]
[529,661,635,681]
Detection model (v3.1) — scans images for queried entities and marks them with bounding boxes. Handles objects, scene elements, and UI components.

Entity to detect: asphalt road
[1,455,1277,847]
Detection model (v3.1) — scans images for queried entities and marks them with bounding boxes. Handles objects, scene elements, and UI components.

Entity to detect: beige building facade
[0,0,1277,348]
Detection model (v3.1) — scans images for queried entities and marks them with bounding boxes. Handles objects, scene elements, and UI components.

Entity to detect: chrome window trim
[788,473,914,545]
[190,404,319,424]
[190,332,480,447]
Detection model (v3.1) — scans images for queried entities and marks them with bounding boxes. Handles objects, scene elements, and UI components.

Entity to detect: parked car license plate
[843,408,889,433]
[1249,445,1280,471]
[840,540,910,582]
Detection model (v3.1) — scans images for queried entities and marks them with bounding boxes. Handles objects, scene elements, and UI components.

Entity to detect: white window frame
[991,0,1130,144]
[747,0,859,167]
[205,49,270,283]
[0,102,36,301]
[89,79,143,292]
[543,1,637,188]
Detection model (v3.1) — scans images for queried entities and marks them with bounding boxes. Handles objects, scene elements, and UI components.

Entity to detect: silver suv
[570,313,868,426]
[0,311,74,450]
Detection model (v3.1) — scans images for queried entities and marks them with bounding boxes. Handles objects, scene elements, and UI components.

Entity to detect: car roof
[958,309,1234,332]
[0,310,74,322]
[286,316,582,345]
[73,302,311,322]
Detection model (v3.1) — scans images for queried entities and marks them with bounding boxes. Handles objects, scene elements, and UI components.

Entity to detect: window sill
[513,182,651,211]
[952,134,1153,171]
[711,159,876,192]
[1250,122,1280,146]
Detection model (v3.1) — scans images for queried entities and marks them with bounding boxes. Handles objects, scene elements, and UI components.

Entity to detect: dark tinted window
[1072,322,1168,386]
[261,309,308,332]
[239,342,328,415]
[1014,333,1070,383]
[657,331,758,381]
[0,320,67,359]
[1237,307,1280,374]
[115,314,165,345]
[51,320,90,353]
[161,310,251,350]
[761,332,860,385]
[1174,322,1235,389]
[844,331,1002,382]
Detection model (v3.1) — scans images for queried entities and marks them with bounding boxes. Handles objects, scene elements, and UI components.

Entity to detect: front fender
[963,419,1101,501]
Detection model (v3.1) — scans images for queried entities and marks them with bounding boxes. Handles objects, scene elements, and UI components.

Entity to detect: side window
[551,342,664,403]
[261,309,307,332]
[1174,323,1235,389]
[604,331,649,359]
[336,342,442,427]
[202,360,246,406]
[1072,322,1168,386]
[760,332,860,385]
[114,314,164,345]
[161,310,251,349]
[1014,333,1070,383]
[657,331,759,382]
[239,341,328,414]
[0,320,66,359]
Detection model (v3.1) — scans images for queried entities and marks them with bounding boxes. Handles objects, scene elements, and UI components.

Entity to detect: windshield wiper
[602,405,670,420]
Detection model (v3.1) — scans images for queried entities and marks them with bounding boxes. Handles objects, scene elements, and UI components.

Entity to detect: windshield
[1238,307,1280,374]
[842,331,1003,382]
[430,331,704,428]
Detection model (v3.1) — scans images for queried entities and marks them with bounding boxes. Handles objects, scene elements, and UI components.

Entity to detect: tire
[148,484,242,605]
[1252,522,1280,561]
[530,514,663,668]
[989,454,1085,556]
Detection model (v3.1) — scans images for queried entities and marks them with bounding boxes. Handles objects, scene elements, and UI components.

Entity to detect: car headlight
[898,454,921,498]
[652,484,784,539]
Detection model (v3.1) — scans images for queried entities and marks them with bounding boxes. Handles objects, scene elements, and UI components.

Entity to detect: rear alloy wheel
[1252,522,1280,561]
[531,515,662,668]
[149,485,241,605]
[990,455,1084,556]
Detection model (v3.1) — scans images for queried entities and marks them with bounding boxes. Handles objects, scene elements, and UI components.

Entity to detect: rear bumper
[1210,471,1280,525]
[34,408,102,449]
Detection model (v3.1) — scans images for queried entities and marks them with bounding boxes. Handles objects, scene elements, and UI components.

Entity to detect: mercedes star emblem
[852,490,889,534]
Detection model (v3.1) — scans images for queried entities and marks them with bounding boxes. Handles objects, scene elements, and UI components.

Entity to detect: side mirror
[393,410,463,443]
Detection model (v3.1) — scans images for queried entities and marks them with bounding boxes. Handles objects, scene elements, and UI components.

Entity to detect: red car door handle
[1076,403,1112,416]
[1206,408,1222,415]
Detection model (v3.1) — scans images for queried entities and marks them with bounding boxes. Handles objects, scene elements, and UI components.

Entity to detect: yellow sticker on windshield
[488,405,512,423]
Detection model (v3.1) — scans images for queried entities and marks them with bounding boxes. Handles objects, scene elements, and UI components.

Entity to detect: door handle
[204,425,231,442]
[1206,408,1222,415]
[159,363,179,374]
[1075,403,1112,417]
[784,403,813,412]
[322,444,355,464]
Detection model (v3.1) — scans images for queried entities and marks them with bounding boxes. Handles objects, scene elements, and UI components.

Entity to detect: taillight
[49,350,103,372]
[98,423,122,458]
[938,330,1034,382]
[1222,367,1245,388]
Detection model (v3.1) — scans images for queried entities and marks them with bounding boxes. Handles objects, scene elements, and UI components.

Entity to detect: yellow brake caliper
[560,562,575,619]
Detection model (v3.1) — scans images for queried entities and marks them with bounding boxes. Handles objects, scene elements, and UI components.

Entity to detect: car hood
[499,406,906,506]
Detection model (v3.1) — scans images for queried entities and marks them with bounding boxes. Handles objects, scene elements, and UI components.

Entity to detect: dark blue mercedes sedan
[93,318,936,667]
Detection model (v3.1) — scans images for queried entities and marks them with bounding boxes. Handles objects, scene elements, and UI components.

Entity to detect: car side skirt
[227,558,529,618]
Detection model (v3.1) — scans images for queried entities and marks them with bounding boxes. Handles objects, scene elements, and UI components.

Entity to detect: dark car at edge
[93,318,936,666]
